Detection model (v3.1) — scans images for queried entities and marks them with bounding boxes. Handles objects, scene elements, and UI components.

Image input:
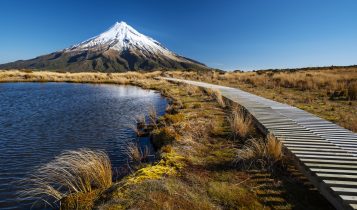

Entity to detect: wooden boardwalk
[162,77,357,210]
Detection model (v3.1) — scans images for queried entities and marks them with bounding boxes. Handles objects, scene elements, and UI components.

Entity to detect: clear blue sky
[1,0,356,70]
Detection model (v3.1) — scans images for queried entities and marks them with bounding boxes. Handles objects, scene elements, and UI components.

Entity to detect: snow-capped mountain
[68,22,180,60]
[0,21,207,71]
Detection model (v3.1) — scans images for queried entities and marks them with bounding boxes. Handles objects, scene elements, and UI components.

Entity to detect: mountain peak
[114,21,128,27]
[68,21,166,54]
[110,21,133,34]
[102,21,141,41]
[0,21,208,71]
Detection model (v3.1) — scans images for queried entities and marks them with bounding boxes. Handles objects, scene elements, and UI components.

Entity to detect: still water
[0,82,167,209]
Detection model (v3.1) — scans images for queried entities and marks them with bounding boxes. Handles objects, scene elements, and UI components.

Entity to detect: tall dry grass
[19,148,112,208]
[0,70,162,84]
[148,105,158,128]
[236,134,283,169]
[266,134,283,161]
[229,106,254,140]
[128,114,147,136]
[348,82,357,100]
[125,142,150,165]
[201,87,226,108]
[168,68,357,100]
[183,84,201,96]
[212,89,226,108]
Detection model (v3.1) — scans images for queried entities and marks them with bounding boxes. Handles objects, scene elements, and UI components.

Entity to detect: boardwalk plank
[332,187,357,193]
[324,180,357,186]
[311,168,357,174]
[316,173,357,179]
[307,164,357,169]
[301,158,357,164]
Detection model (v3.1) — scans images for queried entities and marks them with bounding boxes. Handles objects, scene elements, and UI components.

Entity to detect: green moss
[126,151,185,184]
[126,164,177,184]
[160,150,185,169]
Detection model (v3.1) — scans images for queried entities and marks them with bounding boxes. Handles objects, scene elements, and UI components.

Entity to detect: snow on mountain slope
[67,21,188,62]
[0,21,208,72]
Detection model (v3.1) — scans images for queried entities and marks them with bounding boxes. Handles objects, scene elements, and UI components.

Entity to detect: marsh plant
[148,105,158,128]
[128,114,147,136]
[125,142,150,167]
[18,149,112,208]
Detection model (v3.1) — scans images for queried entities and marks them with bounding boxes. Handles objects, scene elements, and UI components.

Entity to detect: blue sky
[0,0,356,70]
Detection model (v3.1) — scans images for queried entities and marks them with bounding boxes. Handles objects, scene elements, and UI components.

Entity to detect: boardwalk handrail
[161,77,357,210]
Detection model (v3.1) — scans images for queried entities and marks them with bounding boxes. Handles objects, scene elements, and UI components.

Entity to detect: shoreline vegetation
[0,69,341,209]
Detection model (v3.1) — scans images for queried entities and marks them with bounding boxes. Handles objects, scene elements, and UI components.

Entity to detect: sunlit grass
[235,134,284,169]
[19,148,112,208]
[229,106,254,140]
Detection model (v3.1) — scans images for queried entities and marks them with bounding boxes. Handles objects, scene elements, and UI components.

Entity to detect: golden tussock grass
[148,104,158,128]
[184,84,201,96]
[0,69,162,84]
[167,68,357,99]
[229,106,254,140]
[212,89,226,108]
[201,87,226,107]
[125,142,150,166]
[18,148,112,208]
[236,134,283,169]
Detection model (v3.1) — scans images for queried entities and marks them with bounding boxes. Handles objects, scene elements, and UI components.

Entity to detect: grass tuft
[148,105,158,128]
[18,148,112,208]
[125,142,150,165]
[348,82,357,100]
[212,89,226,108]
[266,133,283,161]
[235,134,283,169]
[229,106,254,140]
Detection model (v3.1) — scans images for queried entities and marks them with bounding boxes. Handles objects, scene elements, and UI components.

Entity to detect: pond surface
[0,82,167,209]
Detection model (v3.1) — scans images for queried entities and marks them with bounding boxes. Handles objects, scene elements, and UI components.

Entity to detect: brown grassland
[0,69,335,209]
[165,66,357,132]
